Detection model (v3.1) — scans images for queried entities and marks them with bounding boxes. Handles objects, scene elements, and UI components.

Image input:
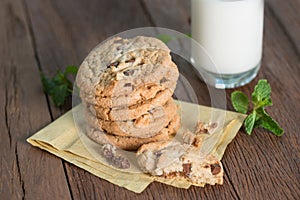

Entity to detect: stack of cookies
[77,36,180,150]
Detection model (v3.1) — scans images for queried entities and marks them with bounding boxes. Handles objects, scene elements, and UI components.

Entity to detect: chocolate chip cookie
[77,36,175,105]
[85,99,178,138]
[87,113,181,151]
[94,89,173,121]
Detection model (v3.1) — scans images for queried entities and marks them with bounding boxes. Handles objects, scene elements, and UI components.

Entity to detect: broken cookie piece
[182,129,203,148]
[136,141,223,186]
[101,144,130,169]
[195,121,218,135]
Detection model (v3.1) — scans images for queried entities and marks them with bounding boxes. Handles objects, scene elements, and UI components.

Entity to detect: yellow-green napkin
[27,101,246,193]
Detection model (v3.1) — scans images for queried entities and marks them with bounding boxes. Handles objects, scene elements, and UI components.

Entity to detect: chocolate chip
[115,39,123,44]
[124,83,132,87]
[125,58,135,63]
[182,163,192,177]
[103,148,114,159]
[102,144,130,169]
[210,122,218,129]
[192,138,202,147]
[112,156,122,166]
[107,61,119,68]
[210,163,221,175]
[112,155,130,169]
[160,77,168,84]
[121,159,130,169]
[195,122,208,134]
[202,129,208,134]
[102,144,115,159]
[123,69,135,76]
[124,83,135,91]
[155,151,162,158]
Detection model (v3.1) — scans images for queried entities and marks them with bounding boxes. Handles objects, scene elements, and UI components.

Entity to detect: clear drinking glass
[191,0,264,88]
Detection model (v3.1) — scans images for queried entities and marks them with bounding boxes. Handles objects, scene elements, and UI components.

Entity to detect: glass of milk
[191,0,264,88]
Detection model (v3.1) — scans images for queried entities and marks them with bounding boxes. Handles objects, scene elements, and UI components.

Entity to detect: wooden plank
[144,0,300,199]
[22,0,300,199]
[266,0,300,56]
[0,0,71,199]
[142,0,190,33]
[223,3,300,200]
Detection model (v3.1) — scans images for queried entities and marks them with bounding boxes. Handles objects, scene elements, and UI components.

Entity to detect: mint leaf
[40,66,78,107]
[185,33,192,38]
[244,112,257,135]
[259,114,284,136]
[41,72,54,92]
[252,79,271,106]
[157,33,191,43]
[258,97,273,107]
[157,34,173,44]
[256,108,284,136]
[65,65,78,74]
[51,84,68,106]
[231,91,249,114]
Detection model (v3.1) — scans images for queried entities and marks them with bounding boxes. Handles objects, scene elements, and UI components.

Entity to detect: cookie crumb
[195,122,208,134]
[195,121,218,135]
[101,144,130,169]
[182,129,195,145]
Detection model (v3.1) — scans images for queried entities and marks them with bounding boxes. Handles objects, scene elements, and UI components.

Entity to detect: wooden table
[1,0,299,199]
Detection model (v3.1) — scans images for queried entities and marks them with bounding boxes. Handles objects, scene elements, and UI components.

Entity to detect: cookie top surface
[76,36,171,98]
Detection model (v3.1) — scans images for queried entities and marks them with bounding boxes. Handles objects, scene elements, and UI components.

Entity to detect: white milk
[191,0,264,75]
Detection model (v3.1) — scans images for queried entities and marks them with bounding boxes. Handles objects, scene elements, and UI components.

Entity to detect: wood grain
[224,2,300,199]
[142,0,190,33]
[144,0,300,199]
[266,0,300,56]
[1,0,299,199]
[0,0,71,199]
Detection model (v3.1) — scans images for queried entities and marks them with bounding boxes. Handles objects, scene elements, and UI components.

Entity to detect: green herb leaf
[40,66,78,107]
[41,72,54,92]
[252,79,271,106]
[258,97,273,108]
[231,79,284,136]
[65,65,78,74]
[256,108,284,136]
[231,91,249,114]
[157,34,173,44]
[244,112,257,135]
[185,33,192,38]
[51,84,68,106]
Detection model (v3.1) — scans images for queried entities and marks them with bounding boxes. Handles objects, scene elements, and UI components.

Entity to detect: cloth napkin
[27,101,246,193]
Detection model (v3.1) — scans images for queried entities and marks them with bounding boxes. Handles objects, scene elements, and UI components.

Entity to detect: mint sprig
[157,33,191,44]
[231,91,249,114]
[231,79,284,136]
[41,65,78,107]
[157,34,173,44]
